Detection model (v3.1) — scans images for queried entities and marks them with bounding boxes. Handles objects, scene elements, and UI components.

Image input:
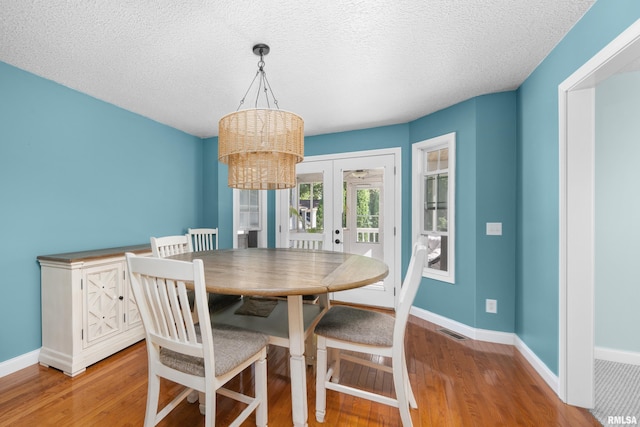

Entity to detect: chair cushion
[160,324,268,377]
[314,305,395,347]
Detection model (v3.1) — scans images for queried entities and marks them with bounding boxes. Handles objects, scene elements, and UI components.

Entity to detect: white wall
[595,70,640,355]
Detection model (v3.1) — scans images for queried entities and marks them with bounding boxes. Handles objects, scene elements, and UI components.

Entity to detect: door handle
[335,239,342,244]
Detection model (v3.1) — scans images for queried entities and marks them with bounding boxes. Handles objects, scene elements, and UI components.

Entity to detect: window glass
[439,148,448,169]
[239,189,260,230]
[413,133,455,283]
[437,173,448,232]
[426,150,439,172]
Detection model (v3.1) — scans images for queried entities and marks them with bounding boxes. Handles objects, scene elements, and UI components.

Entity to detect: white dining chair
[186,228,250,312]
[314,242,427,427]
[151,234,241,326]
[188,228,219,252]
[150,234,193,258]
[151,234,198,316]
[286,232,326,363]
[288,232,324,306]
[126,253,268,427]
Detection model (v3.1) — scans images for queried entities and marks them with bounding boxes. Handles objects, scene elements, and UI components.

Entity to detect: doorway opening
[559,18,640,408]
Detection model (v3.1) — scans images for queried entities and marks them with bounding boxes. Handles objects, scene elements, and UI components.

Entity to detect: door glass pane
[343,168,384,258]
[342,181,347,228]
[356,188,380,243]
[290,173,324,233]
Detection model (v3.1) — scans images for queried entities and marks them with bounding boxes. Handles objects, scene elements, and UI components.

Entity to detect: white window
[412,132,455,283]
[239,190,260,230]
[233,189,267,248]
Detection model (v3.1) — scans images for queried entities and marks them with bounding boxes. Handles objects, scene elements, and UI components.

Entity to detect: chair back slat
[144,273,170,337]
[161,279,183,341]
[188,228,219,252]
[150,235,193,258]
[176,280,198,342]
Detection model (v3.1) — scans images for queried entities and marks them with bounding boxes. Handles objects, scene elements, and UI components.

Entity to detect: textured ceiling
[0,1,595,138]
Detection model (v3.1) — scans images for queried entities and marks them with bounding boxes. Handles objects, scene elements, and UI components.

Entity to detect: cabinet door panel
[126,285,142,328]
[83,263,124,347]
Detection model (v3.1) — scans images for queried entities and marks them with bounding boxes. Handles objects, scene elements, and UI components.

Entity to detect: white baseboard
[410,306,515,345]
[410,307,559,395]
[411,306,477,338]
[514,335,559,394]
[0,349,40,378]
[595,346,640,366]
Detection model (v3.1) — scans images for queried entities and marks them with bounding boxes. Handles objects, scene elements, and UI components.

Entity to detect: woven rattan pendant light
[218,44,304,190]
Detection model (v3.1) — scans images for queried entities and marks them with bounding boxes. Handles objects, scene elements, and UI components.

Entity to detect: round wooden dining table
[168,248,389,427]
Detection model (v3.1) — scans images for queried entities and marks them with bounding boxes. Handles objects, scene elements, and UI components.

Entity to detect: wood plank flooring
[0,316,600,426]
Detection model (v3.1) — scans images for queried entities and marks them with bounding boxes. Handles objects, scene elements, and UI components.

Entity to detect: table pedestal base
[288,295,309,427]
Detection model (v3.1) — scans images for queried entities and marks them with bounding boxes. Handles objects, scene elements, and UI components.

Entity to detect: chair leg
[393,358,413,427]
[204,384,215,427]
[330,347,341,383]
[145,374,161,427]
[187,389,199,404]
[255,354,268,427]
[305,334,316,366]
[315,336,328,423]
[198,392,206,415]
[403,353,417,409]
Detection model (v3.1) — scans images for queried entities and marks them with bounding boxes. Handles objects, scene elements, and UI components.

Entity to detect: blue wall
[0,61,203,362]
[475,93,517,332]
[516,0,640,373]
[202,137,219,228]
[410,99,478,327]
[409,93,517,332]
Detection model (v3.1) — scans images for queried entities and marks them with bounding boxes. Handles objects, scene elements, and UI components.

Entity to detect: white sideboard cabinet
[38,244,151,376]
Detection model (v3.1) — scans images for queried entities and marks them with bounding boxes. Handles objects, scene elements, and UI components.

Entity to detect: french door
[276,148,400,309]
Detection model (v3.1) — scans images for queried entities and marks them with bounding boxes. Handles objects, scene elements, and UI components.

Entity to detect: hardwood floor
[0,316,600,426]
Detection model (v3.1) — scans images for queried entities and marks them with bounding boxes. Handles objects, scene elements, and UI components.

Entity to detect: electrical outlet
[486,299,497,314]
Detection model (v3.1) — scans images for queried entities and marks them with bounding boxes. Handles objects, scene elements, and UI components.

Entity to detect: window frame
[412,132,456,284]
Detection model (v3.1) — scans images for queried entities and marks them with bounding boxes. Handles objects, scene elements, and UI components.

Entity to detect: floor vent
[437,328,468,341]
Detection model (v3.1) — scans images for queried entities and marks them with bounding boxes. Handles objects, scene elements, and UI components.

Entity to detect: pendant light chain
[234,48,280,112]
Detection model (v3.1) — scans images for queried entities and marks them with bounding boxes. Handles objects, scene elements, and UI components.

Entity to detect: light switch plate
[486,299,497,313]
[486,222,502,236]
